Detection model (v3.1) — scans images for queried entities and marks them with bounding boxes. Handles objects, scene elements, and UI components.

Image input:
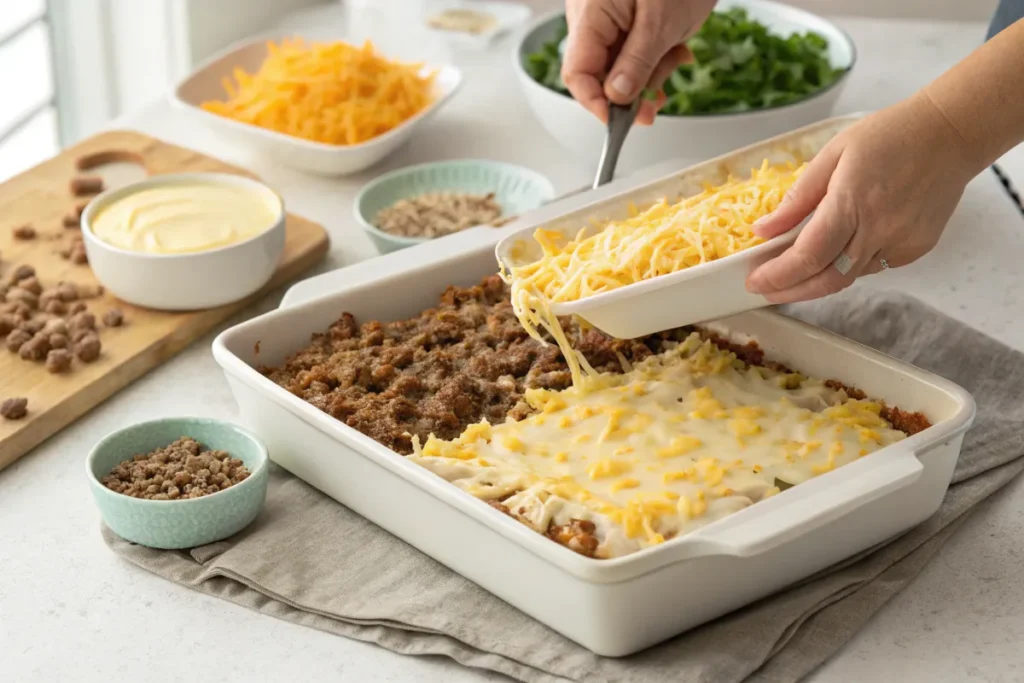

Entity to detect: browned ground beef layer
[259,275,695,454]
[261,276,931,456]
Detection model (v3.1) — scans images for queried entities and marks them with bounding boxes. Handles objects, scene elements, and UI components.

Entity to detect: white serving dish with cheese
[495,115,860,340]
[81,173,285,311]
[212,186,974,655]
[171,35,462,177]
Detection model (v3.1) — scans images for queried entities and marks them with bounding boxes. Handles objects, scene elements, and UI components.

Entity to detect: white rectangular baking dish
[213,237,974,657]
[495,114,861,339]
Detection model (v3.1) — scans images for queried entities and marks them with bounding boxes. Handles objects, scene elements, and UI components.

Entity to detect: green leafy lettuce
[523,8,847,116]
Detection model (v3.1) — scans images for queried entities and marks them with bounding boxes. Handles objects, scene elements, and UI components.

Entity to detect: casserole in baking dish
[258,270,927,561]
[212,115,975,655]
[213,240,973,656]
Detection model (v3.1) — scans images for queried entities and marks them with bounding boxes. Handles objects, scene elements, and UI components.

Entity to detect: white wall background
[50,0,330,143]
[782,0,996,21]
[183,0,327,67]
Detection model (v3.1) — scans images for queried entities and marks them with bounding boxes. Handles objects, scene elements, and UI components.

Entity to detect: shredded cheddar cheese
[201,38,435,145]
[501,161,804,387]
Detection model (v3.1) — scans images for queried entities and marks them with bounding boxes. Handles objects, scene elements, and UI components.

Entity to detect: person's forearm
[921,17,1024,175]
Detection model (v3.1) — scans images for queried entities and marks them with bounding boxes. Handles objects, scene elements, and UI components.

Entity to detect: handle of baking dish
[690,444,923,558]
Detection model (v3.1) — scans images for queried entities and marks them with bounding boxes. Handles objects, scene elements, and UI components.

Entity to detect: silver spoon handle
[593,100,641,189]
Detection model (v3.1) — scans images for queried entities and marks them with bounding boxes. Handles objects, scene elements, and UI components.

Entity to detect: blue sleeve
[988,0,1024,39]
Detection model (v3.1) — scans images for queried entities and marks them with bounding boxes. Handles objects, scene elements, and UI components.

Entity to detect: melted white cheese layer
[409,333,906,559]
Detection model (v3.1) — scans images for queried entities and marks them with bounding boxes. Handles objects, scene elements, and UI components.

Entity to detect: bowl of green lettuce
[514,0,855,171]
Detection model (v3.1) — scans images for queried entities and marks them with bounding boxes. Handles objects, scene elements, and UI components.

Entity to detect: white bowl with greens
[515,0,855,172]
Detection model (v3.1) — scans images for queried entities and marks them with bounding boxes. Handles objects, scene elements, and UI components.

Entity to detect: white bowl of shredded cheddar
[173,36,462,176]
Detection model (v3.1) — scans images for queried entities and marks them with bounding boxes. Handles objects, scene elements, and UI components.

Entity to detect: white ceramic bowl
[81,173,286,311]
[514,0,856,173]
[172,36,463,176]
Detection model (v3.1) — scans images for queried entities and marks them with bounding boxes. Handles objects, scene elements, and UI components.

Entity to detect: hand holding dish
[496,138,813,341]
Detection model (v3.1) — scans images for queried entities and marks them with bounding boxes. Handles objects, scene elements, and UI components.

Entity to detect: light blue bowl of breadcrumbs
[355,159,556,253]
[87,417,269,549]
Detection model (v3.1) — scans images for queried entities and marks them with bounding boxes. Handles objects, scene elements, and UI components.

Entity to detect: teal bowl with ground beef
[86,417,269,549]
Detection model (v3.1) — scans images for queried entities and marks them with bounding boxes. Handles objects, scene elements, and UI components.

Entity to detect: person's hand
[562,0,716,125]
[745,93,982,304]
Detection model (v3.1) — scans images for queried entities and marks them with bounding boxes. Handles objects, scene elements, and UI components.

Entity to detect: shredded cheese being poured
[501,160,804,387]
[201,38,435,146]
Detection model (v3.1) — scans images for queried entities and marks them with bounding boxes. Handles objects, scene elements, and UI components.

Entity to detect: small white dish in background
[81,173,286,311]
[424,0,531,48]
[171,36,462,176]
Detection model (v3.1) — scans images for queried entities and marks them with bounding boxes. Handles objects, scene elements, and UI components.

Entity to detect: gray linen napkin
[104,290,1024,683]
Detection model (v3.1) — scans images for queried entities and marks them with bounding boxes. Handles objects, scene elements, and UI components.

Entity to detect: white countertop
[4,6,1024,682]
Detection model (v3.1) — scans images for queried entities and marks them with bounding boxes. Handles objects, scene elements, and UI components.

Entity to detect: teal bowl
[87,418,269,549]
[355,159,556,253]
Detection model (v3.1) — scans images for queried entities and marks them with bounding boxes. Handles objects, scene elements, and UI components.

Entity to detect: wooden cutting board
[0,130,330,471]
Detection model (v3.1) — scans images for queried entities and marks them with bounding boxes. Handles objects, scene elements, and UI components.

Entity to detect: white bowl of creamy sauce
[81,173,285,310]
